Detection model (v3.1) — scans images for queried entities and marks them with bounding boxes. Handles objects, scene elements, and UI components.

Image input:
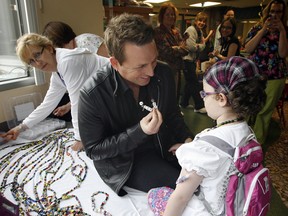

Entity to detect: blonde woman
[0,33,109,151]
[181,12,208,113]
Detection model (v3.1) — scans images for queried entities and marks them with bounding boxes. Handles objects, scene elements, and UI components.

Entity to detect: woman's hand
[53,102,71,116]
[264,16,284,32]
[0,124,27,142]
[71,140,84,151]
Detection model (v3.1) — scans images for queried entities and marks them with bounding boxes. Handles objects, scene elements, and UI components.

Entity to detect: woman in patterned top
[154,2,188,102]
[244,0,288,144]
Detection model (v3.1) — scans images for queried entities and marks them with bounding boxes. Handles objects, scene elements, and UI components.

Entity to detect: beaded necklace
[92,191,112,216]
[0,129,112,216]
[215,117,244,128]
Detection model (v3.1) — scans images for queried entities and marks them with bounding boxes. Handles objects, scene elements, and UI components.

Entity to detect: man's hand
[168,143,182,155]
[140,108,163,135]
[168,138,193,155]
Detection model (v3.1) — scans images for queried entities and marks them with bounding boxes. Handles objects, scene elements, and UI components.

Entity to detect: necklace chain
[216,117,244,128]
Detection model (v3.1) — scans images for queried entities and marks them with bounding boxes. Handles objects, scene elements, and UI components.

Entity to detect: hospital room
[0,0,287,215]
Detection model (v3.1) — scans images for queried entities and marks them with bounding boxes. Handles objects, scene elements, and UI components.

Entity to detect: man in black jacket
[78,13,193,196]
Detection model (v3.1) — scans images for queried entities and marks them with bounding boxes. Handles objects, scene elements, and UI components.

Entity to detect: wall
[0,0,104,123]
[0,83,49,124]
[36,0,105,37]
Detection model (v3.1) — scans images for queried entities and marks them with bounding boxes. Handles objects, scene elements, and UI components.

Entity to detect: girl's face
[220,20,233,38]
[202,81,222,120]
[195,18,206,29]
[163,7,176,28]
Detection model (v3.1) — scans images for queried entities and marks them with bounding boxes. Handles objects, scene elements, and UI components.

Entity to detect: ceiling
[149,0,266,9]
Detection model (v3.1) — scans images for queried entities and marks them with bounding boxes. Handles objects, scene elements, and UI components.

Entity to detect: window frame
[0,0,45,91]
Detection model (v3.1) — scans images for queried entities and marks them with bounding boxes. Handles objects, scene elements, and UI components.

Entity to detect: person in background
[210,17,240,62]
[78,13,193,196]
[197,25,214,73]
[43,21,109,57]
[148,57,266,216]
[0,33,109,151]
[180,12,208,113]
[214,8,235,52]
[154,2,188,102]
[244,0,288,144]
[42,21,109,120]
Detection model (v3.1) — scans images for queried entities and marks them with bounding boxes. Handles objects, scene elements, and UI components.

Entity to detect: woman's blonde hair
[194,12,208,23]
[16,33,53,64]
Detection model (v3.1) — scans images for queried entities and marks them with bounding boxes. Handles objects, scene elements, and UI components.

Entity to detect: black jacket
[78,61,193,195]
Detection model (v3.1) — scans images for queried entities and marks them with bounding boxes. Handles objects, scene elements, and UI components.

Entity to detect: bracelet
[17,124,27,132]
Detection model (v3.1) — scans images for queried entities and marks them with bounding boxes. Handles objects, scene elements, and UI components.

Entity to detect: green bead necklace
[216,117,244,128]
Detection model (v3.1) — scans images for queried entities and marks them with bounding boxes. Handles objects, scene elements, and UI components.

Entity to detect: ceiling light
[144,0,168,4]
[190,1,221,7]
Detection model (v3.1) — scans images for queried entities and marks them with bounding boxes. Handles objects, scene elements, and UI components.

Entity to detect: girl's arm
[204,30,214,43]
[164,169,203,216]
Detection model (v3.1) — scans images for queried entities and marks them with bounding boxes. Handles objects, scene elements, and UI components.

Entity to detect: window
[0,0,43,91]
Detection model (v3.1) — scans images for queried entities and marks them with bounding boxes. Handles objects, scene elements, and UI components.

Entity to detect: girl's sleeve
[176,140,230,177]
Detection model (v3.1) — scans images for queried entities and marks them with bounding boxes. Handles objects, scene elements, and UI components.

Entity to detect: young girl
[148,56,267,216]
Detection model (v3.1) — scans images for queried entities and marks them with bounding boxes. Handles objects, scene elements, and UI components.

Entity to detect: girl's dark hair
[220,17,237,38]
[227,75,267,118]
[42,21,76,48]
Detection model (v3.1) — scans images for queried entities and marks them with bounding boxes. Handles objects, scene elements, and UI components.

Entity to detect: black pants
[181,60,204,110]
[125,151,181,192]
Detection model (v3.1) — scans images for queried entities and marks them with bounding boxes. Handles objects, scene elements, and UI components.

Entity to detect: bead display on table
[0,129,111,216]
